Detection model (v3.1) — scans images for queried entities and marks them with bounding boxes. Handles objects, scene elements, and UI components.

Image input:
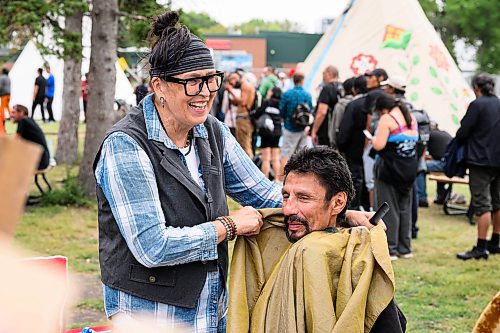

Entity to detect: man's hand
[345,210,387,231]
[311,130,318,145]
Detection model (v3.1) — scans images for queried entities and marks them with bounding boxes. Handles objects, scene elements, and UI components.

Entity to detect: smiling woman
[92,10,284,332]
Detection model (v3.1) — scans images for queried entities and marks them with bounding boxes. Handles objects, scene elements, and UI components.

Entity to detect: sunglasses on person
[162,71,225,97]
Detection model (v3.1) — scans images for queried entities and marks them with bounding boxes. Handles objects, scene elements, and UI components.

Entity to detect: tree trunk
[55,9,83,165]
[79,0,118,197]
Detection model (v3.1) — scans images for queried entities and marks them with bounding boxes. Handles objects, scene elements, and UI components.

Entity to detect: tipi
[9,41,135,121]
[301,0,474,134]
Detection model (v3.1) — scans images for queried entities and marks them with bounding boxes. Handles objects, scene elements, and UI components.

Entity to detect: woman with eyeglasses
[93,11,385,331]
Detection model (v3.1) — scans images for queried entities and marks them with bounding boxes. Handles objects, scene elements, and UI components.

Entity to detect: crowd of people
[208,60,500,264]
[0,9,498,331]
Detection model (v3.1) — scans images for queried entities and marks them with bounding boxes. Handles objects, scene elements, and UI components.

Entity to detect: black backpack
[248,91,262,121]
[407,103,431,158]
[291,103,314,129]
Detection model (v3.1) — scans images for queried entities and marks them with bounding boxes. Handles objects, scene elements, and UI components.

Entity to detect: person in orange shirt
[0,68,11,135]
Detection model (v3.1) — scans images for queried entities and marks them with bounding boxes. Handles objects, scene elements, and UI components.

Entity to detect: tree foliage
[419,0,500,73]
[0,0,87,59]
[234,18,302,34]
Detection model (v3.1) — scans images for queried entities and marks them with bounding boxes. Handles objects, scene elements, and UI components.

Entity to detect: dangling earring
[160,96,165,108]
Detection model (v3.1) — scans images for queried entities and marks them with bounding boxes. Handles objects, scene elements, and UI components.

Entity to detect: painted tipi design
[301,0,474,134]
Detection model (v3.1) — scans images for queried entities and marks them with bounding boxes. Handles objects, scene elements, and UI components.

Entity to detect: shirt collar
[142,94,208,149]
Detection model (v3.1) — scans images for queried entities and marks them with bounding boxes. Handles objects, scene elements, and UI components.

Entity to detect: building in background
[205,31,322,71]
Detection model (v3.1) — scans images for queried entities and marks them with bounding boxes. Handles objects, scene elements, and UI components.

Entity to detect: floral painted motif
[381,25,412,50]
[350,54,378,76]
[429,44,450,71]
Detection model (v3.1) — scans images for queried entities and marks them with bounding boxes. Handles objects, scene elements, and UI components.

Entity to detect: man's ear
[329,192,348,216]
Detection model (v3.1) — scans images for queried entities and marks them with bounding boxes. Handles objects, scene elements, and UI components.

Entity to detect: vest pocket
[129,264,176,287]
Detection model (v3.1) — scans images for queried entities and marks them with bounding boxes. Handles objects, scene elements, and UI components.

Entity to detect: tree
[78,0,119,196]
[55,8,84,164]
[234,19,302,34]
[0,0,88,165]
[419,0,500,73]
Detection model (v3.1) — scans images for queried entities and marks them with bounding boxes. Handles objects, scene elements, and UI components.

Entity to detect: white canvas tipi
[301,0,474,134]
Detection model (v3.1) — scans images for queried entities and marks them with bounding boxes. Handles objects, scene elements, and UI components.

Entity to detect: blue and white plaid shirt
[95,95,282,331]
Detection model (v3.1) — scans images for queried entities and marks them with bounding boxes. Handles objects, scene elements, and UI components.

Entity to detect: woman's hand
[231,206,263,236]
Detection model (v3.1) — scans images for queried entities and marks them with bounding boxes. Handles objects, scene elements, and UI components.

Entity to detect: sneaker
[456,246,489,260]
[418,200,429,208]
[487,242,500,255]
[399,252,414,259]
[390,255,398,261]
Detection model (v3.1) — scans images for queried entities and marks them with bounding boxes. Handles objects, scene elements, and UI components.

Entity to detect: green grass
[76,299,105,312]
[8,121,499,331]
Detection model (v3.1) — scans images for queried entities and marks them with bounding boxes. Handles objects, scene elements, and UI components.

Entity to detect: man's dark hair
[293,72,305,85]
[472,73,495,96]
[1,68,8,75]
[37,68,43,75]
[343,77,356,96]
[14,104,29,116]
[271,86,282,99]
[284,146,355,222]
[354,75,368,94]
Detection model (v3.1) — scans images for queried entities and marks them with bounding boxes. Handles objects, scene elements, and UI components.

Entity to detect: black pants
[32,98,45,121]
[346,157,364,210]
[46,96,55,121]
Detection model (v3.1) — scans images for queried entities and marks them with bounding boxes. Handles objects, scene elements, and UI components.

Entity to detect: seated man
[228,147,406,333]
[10,104,50,170]
[416,121,453,205]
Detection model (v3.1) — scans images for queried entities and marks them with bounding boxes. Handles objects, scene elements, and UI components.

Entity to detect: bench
[428,172,474,224]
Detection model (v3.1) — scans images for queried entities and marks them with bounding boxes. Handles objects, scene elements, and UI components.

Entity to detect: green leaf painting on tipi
[398,62,408,72]
[452,114,460,125]
[430,66,438,78]
[380,25,412,50]
[431,87,443,95]
[450,103,458,112]
[412,55,420,65]
[410,92,418,102]
[410,78,420,85]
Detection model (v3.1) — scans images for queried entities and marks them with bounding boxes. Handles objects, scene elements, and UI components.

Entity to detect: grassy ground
[6,120,499,331]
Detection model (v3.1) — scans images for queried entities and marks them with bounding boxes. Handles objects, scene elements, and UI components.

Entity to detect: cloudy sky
[168,0,351,33]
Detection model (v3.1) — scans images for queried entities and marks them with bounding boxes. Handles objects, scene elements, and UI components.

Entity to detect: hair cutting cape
[227,208,395,333]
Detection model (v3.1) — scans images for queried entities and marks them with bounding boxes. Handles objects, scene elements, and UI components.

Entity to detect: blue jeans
[416,160,446,201]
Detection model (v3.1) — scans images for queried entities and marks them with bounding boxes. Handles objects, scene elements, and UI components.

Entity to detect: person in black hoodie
[254,87,283,179]
[456,73,500,260]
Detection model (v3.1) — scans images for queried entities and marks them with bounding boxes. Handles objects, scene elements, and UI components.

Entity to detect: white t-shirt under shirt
[179,144,202,187]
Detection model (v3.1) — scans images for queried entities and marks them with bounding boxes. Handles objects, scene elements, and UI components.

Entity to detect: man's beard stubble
[284,214,311,243]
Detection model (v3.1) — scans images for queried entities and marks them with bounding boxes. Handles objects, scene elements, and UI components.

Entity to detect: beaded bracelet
[216,216,237,241]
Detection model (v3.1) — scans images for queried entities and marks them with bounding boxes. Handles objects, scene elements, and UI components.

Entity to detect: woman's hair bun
[151,11,179,37]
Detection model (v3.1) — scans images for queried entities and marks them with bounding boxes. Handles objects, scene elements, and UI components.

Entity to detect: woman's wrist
[213,220,227,244]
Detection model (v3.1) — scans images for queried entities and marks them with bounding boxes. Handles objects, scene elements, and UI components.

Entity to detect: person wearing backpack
[329,77,355,149]
[311,65,341,146]
[254,87,283,179]
[278,72,313,181]
[456,73,500,260]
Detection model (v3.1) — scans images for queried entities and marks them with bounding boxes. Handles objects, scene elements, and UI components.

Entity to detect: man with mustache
[228,146,406,332]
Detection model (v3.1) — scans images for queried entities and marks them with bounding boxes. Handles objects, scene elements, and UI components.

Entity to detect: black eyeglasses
[162,71,225,96]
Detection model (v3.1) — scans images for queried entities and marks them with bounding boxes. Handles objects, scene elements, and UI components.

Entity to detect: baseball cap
[380,76,407,92]
[365,68,388,81]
